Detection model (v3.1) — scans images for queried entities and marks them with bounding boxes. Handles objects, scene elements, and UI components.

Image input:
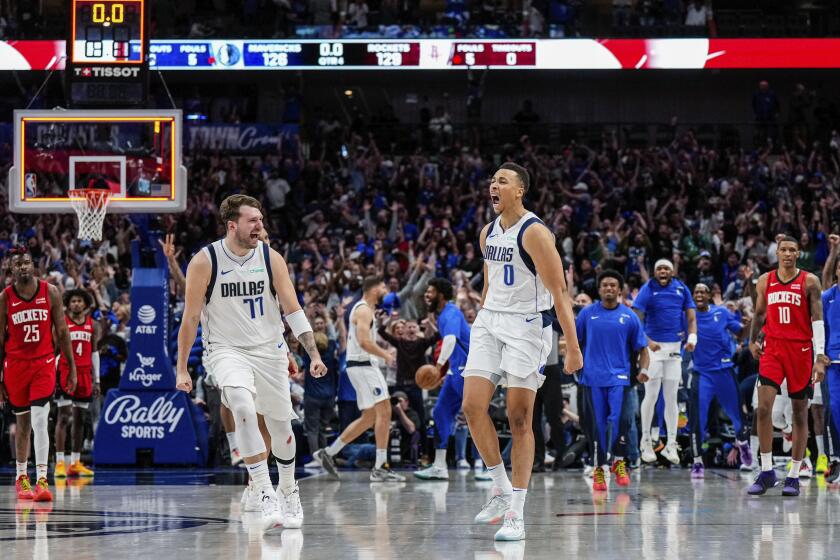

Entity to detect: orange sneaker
[68,461,94,477]
[593,466,607,492]
[16,475,35,500]
[54,460,67,479]
[33,478,53,502]
[613,459,630,487]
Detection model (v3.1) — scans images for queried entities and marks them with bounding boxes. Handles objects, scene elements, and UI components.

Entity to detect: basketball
[415,364,443,390]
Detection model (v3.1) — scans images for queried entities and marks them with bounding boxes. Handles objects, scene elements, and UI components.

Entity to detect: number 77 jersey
[482,212,553,315]
[200,239,286,351]
[4,280,54,360]
[763,269,812,342]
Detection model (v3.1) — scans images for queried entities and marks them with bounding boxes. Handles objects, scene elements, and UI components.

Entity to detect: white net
[68,189,111,241]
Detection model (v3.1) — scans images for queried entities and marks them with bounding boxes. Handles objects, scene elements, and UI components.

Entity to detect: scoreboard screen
[71,0,145,64]
[148,40,539,70]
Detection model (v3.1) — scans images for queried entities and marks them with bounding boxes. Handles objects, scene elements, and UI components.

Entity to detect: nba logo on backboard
[24,173,37,198]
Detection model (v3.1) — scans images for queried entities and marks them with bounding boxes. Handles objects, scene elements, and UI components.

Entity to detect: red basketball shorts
[759,337,813,399]
[57,365,92,404]
[3,354,56,413]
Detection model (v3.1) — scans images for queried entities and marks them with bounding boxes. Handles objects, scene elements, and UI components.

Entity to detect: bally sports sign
[94,265,208,465]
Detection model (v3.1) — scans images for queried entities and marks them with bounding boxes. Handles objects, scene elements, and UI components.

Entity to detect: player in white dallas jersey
[464,162,582,542]
[313,277,405,483]
[176,195,326,534]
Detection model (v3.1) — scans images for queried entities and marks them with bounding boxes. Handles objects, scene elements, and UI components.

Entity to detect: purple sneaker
[782,477,800,497]
[691,462,704,479]
[736,440,753,468]
[747,470,778,495]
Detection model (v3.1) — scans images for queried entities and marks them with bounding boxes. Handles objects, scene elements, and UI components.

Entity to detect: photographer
[392,391,421,465]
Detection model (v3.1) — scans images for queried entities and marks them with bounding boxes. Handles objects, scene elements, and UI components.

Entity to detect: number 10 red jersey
[763,269,812,342]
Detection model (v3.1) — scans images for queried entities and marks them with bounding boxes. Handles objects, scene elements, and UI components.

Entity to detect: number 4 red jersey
[764,269,812,342]
[60,314,93,370]
[4,280,53,360]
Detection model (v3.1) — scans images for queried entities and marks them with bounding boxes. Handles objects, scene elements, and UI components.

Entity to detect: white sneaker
[662,442,680,465]
[370,466,406,482]
[414,465,449,480]
[798,457,813,479]
[280,483,303,529]
[583,465,594,478]
[494,511,525,541]
[475,469,492,481]
[474,458,485,471]
[474,488,511,525]
[259,488,284,534]
[544,453,555,466]
[230,449,244,467]
[241,485,261,512]
[456,459,471,469]
[640,438,657,463]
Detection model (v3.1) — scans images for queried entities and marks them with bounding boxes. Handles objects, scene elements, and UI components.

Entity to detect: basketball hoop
[68,188,111,241]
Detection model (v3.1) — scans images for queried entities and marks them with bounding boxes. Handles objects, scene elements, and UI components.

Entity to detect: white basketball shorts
[346,363,390,410]
[204,341,296,421]
[647,341,682,381]
[463,308,552,392]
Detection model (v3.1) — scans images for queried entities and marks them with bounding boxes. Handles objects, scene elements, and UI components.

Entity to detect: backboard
[9,109,187,213]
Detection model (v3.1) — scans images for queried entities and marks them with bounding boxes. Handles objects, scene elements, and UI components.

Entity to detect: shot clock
[66,0,150,107]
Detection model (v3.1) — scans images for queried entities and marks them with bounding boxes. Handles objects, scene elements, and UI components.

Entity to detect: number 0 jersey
[4,280,53,360]
[200,239,285,352]
[764,269,812,342]
[482,212,552,315]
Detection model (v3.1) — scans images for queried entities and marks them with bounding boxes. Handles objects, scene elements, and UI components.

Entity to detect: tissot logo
[74,67,141,78]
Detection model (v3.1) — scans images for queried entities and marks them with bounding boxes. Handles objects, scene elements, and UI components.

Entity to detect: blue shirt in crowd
[823,285,840,361]
[693,305,742,372]
[576,301,647,387]
[437,302,471,374]
[632,278,695,343]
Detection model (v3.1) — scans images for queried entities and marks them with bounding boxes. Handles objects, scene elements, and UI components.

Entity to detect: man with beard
[314,276,405,482]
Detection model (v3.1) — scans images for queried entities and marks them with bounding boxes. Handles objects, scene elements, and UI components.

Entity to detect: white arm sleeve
[437,335,456,366]
[91,352,100,383]
[813,320,825,356]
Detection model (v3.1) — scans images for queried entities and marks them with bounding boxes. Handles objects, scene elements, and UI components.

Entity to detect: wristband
[639,368,649,376]
[286,310,313,338]
[687,333,698,346]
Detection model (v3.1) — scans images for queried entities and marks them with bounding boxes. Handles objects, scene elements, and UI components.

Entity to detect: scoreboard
[148,40,538,70]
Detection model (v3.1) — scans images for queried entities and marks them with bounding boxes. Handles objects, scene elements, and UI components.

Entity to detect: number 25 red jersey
[763,269,812,342]
[4,280,53,360]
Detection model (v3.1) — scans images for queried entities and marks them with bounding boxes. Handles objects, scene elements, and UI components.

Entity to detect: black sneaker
[826,460,840,484]
[313,449,340,480]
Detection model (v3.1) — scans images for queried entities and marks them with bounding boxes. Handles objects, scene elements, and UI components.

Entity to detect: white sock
[375,448,387,470]
[326,437,345,457]
[226,432,238,454]
[693,456,703,465]
[761,452,773,472]
[56,452,65,465]
[789,460,801,479]
[487,463,513,495]
[16,461,27,478]
[434,448,447,469]
[36,464,47,480]
[510,488,527,517]
[817,437,826,458]
[246,460,272,491]
[750,435,759,454]
[71,452,80,465]
[276,460,295,494]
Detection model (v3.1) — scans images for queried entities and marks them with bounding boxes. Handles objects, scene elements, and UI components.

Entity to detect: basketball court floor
[3,467,839,560]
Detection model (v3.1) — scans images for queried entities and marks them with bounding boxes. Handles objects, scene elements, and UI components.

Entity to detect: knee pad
[222,387,265,458]
[264,417,295,461]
